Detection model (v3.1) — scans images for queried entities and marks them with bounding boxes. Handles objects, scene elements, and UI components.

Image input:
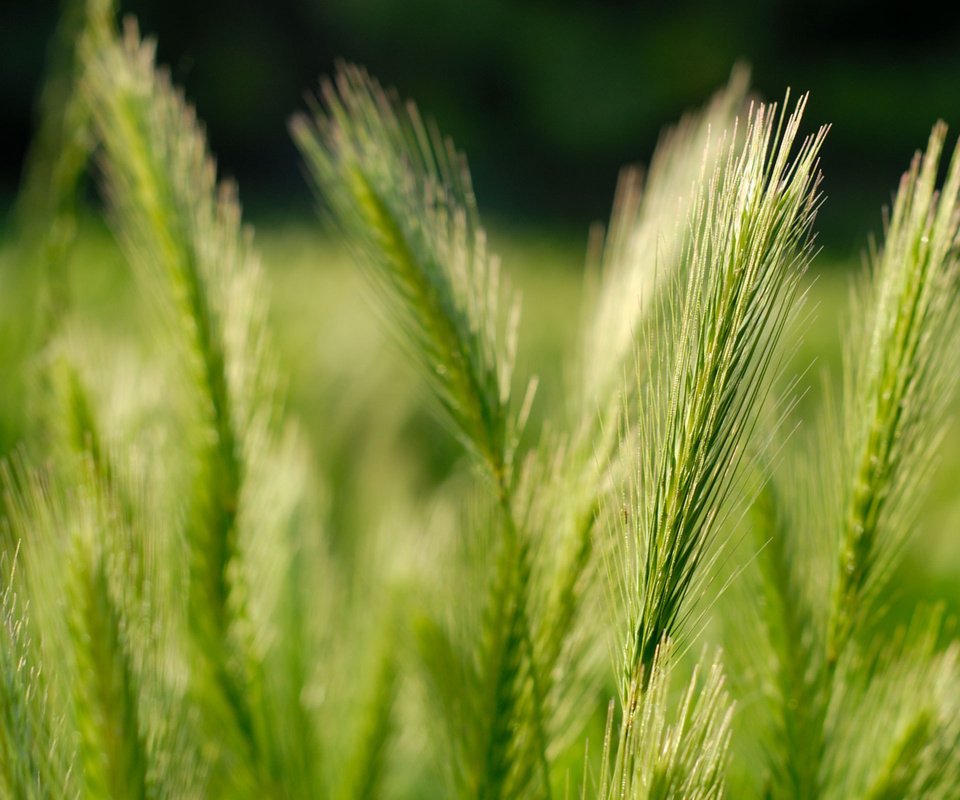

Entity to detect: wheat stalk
[617,95,825,692]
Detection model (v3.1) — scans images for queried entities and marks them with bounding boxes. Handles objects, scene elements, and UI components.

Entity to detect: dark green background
[4,0,960,251]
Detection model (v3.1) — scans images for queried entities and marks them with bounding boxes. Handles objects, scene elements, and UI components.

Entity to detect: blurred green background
[4,0,960,250]
[2,2,959,623]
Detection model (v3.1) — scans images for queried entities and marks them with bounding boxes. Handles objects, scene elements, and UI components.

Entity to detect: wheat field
[2,2,960,798]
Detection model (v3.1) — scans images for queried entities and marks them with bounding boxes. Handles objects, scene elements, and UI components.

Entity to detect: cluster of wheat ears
[3,1,960,798]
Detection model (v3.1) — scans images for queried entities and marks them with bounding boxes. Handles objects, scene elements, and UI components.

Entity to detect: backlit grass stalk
[81,23,325,795]
[619,96,825,692]
[537,76,753,763]
[828,124,960,663]
[553,77,752,647]
[292,65,521,489]
[295,66,553,798]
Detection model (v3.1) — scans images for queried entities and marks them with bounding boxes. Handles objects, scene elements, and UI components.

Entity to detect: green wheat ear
[81,21,337,797]
[292,64,522,488]
[82,28,261,773]
[829,123,960,661]
[616,94,825,694]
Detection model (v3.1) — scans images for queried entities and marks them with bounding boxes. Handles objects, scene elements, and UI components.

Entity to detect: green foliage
[2,3,960,799]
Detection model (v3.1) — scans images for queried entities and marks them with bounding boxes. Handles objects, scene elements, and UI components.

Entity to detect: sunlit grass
[3,5,960,794]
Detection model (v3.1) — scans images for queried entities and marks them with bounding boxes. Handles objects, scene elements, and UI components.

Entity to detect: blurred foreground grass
[2,214,958,623]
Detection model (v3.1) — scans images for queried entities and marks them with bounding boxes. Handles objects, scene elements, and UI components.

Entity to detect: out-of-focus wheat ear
[509,436,606,763]
[65,532,149,799]
[82,24,258,604]
[0,546,80,799]
[578,66,750,428]
[821,608,960,799]
[82,15,244,706]
[827,125,960,664]
[472,512,551,800]
[239,425,328,797]
[292,64,521,489]
[336,641,398,800]
[744,465,826,799]
[595,646,732,799]
[82,21,280,791]
[618,96,825,692]
[2,460,154,799]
